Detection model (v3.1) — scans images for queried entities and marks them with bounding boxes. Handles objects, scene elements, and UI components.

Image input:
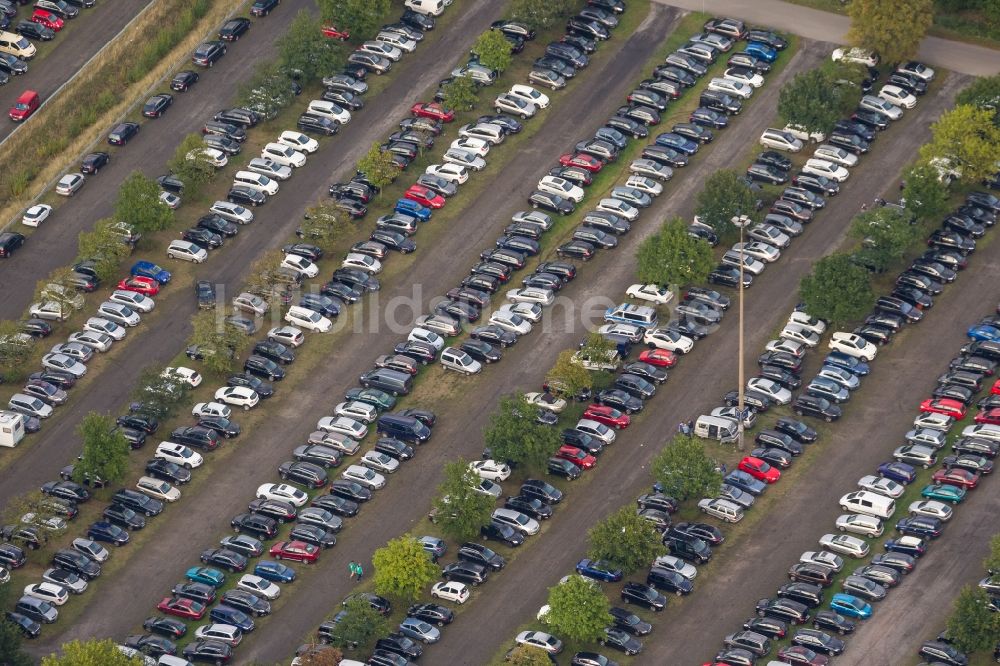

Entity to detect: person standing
[355,562,364,581]
[348,561,357,580]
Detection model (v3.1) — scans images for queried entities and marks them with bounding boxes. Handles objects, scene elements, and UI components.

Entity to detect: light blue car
[830,592,872,619]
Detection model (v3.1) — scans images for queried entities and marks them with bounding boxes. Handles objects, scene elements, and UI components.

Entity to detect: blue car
[876,461,917,485]
[823,352,869,376]
[575,558,624,582]
[894,516,943,539]
[254,560,296,583]
[744,42,777,62]
[394,199,432,221]
[130,260,172,284]
[86,521,129,546]
[654,132,699,155]
[185,566,227,588]
[830,593,872,619]
[967,324,1000,342]
[210,605,255,633]
[725,470,767,496]
[884,536,927,558]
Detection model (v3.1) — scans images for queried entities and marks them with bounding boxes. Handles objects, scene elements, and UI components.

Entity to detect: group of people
[348,560,364,580]
[677,420,694,435]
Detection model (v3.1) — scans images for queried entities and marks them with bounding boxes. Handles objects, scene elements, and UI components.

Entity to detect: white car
[515,631,562,655]
[238,574,281,600]
[859,94,902,120]
[723,66,764,87]
[469,459,511,481]
[22,204,52,227]
[857,475,905,499]
[192,402,231,419]
[442,147,486,172]
[489,311,532,335]
[361,450,400,474]
[84,317,126,340]
[24,582,69,606]
[341,253,382,274]
[136,476,181,502]
[596,198,639,221]
[698,498,744,523]
[575,419,616,445]
[497,302,542,323]
[155,442,203,468]
[162,366,202,387]
[55,172,85,196]
[167,239,208,263]
[803,158,849,182]
[450,136,490,157]
[282,253,319,278]
[832,47,879,67]
[258,142,306,168]
[408,327,444,350]
[285,306,332,333]
[707,77,753,98]
[721,249,765,275]
[908,500,953,521]
[474,478,502,498]
[459,122,505,145]
[912,412,954,432]
[306,99,352,124]
[813,145,859,168]
[627,284,673,305]
[746,377,792,405]
[509,84,549,108]
[879,84,916,109]
[643,328,693,354]
[835,513,884,538]
[819,533,870,558]
[278,130,319,154]
[494,93,537,118]
[41,353,87,377]
[214,386,259,411]
[653,554,698,580]
[765,337,805,358]
[426,163,469,184]
[334,401,378,424]
[210,200,254,225]
[195,623,243,646]
[247,157,292,181]
[187,146,228,168]
[342,464,386,490]
[624,174,663,197]
[358,40,402,61]
[537,175,584,203]
[110,290,155,313]
[232,292,269,316]
[68,330,114,352]
[235,170,280,195]
[318,416,368,440]
[493,507,540,535]
[257,483,309,507]
[506,287,554,306]
[759,128,803,152]
[524,392,566,413]
[781,324,821,347]
[731,241,780,263]
[829,331,877,361]
[799,550,844,572]
[431,581,469,604]
[783,123,826,144]
[268,326,304,348]
[28,301,70,321]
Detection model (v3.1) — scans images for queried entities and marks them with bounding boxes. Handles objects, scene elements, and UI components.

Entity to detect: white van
[693,415,739,443]
[839,490,895,519]
[404,0,444,15]
[440,347,482,375]
[0,31,36,59]
[233,170,279,195]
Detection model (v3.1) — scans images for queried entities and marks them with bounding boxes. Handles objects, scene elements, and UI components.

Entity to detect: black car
[606,115,648,139]
[248,498,297,523]
[251,340,294,365]
[143,615,187,639]
[0,231,25,258]
[182,227,223,249]
[481,521,525,546]
[297,113,339,135]
[170,426,219,451]
[219,16,250,40]
[278,461,328,489]
[0,543,26,568]
[406,603,454,628]
[376,634,424,660]
[594,388,643,414]
[19,318,52,338]
[774,417,817,444]
[793,173,840,196]
[112,488,163,516]
[289,524,337,549]
[51,548,101,580]
[183,640,232,664]
[747,162,788,185]
[293,444,342,469]
[330,480,372,503]
[791,395,842,422]
[141,93,173,119]
[145,458,192,484]
[199,548,247,572]
[393,340,437,364]
[194,280,216,309]
[547,457,582,480]
[77,151,111,175]
[40,480,89,503]
[620,582,666,611]
[504,495,552,520]
[103,504,145,530]
[170,70,199,92]
[442,561,489,586]
[851,109,889,130]
[226,374,272,400]
[244,355,285,381]
[15,20,55,40]
[172,581,216,605]
[250,0,278,16]
[373,437,413,461]
[811,610,855,635]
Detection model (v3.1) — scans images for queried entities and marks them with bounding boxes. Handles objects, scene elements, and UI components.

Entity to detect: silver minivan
[8,393,54,419]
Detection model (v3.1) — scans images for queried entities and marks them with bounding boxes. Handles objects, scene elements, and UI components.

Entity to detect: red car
[583,405,630,429]
[738,456,781,483]
[638,348,676,368]
[404,184,445,209]
[919,398,966,420]
[9,90,40,122]
[410,102,455,123]
[558,152,603,173]
[975,407,1000,425]
[269,540,319,563]
[557,445,596,469]
[157,596,207,620]
[991,379,1000,395]
[30,8,64,31]
[931,467,980,489]
[321,24,350,40]
[117,276,161,296]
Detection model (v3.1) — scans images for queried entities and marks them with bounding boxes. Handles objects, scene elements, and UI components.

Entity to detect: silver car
[247,157,292,181]
[55,173,85,196]
[97,302,141,327]
[210,200,255,224]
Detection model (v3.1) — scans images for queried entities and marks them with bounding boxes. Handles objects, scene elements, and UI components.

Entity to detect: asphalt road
[654,0,1000,76]
[0,0,315,320]
[0,0,156,144]
[27,4,682,660]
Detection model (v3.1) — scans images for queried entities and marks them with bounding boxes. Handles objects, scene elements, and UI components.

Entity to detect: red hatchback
[157,596,206,620]
[558,152,603,172]
[931,467,979,489]
[404,184,445,209]
[991,379,1000,395]
[30,9,64,31]
[269,540,319,563]
[638,348,676,368]
[410,102,455,122]
[583,405,630,429]
[919,398,966,420]
[975,408,1000,425]
[738,456,781,483]
[117,276,160,296]
[557,445,596,469]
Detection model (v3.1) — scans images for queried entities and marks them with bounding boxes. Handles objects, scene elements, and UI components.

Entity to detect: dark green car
[344,388,396,412]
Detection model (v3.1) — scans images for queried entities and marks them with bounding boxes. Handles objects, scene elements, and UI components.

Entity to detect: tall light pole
[733,214,751,452]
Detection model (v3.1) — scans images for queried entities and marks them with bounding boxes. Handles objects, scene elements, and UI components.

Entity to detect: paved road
[0,0,156,144]
[422,66,971,666]
[26,4,679,661]
[0,0,315,320]
[655,0,1000,76]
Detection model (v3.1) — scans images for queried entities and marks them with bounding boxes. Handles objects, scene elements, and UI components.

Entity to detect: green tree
[587,506,666,574]
[244,249,288,298]
[328,596,388,651]
[652,435,723,501]
[483,395,561,469]
[956,74,1000,125]
[847,0,934,64]
[778,66,862,135]
[372,536,440,602]
[33,267,80,320]
[188,311,250,376]
[76,412,130,486]
[41,638,146,665]
[440,76,479,112]
[579,331,616,362]
[301,202,349,252]
[431,459,494,542]
[279,10,346,83]
[695,170,759,239]
[849,206,921,272]
[920,104,1000,184]
[76,218,132,283]
[292,645,344,666]
[0,320,35,382]
[131,368,190,420]
[471,30,513,73]
[356,142,399,194]
[0,616,33,666]
[317,0,391,41]
[504,645,553,666]
[945,585,1000,652]
[985,533,1000,575]
[167,133,216,197]
[902,162,951,221]
[545,349,594,401]
[3,490,62,529]
[636,217,715,288]
[544,575,612,642]
[238,61,297,122]
[799,254,874,326]
[509,0,575,31]
[115,172,173,234]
